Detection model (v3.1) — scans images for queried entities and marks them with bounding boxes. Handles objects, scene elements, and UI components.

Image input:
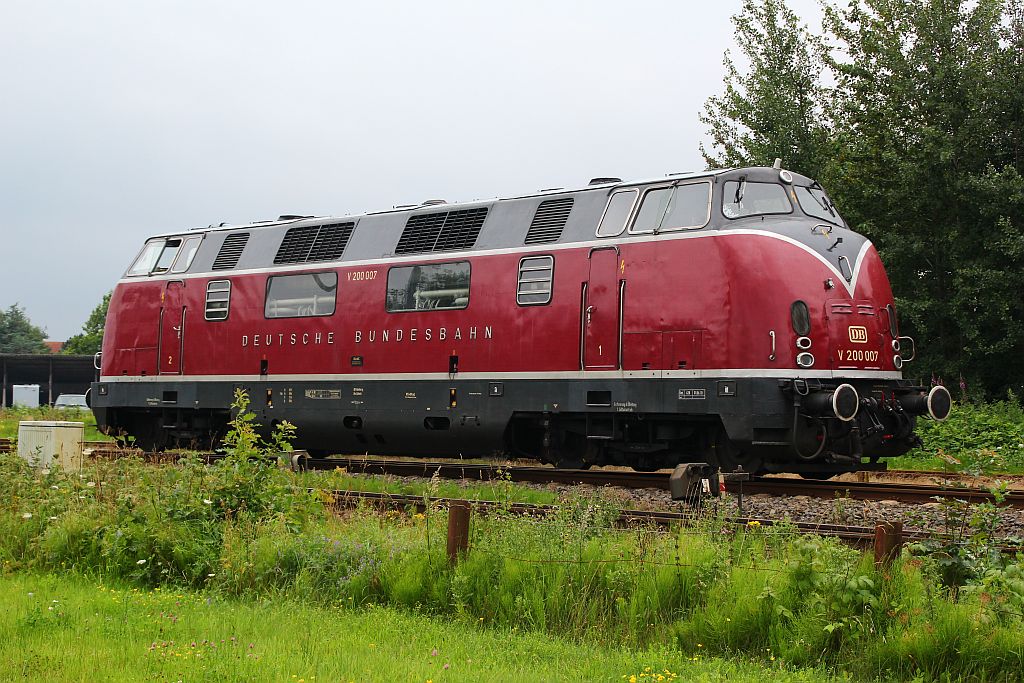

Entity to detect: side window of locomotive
[629,182,712,234]
[126,240,166,277]
[265,272,338,319]
[722,181,792,219]
[517,255,554,306]
[596,189,638,237]
[386,261,470,312]
[170,236,202,273]
[205,280,231,321]
[152,238,183,274]
[630,187,672,234]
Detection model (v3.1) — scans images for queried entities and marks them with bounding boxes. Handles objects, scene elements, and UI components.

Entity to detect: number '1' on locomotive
[90,165,951,476]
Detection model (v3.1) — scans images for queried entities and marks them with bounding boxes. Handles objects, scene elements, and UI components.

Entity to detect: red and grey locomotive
[90,165,951,476]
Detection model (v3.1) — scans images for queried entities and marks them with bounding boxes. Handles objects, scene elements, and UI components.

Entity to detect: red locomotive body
[91,166,950,475]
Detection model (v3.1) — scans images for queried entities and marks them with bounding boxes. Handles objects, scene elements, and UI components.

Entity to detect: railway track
[325,488,889,547]
[53,442,1024,510]
[306,455,1024,509]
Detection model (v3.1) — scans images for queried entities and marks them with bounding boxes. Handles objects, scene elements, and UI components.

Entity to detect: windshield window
[795,186,844,226]
[722,181,792,218]
[126,240,165,276]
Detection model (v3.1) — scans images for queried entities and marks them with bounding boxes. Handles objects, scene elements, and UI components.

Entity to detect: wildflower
[431,648,438,657]
[203,499,213,505]
[443,663,450,670]
[747,520,761,527]
[22,513,32,519]
[86,481,96,488]
[50,485,59,490]
[41,469,50,475]
[137,559,147,565]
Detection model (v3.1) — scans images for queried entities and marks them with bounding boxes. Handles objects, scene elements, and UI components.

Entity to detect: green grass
[0,406,112,442]
[3,451,1024,681]
[0,572,838,682]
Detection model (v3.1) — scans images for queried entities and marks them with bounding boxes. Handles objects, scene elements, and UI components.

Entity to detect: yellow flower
[747,520,761,527]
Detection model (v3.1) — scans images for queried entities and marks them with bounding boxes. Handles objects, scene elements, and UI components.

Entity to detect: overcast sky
[0,0,822,340]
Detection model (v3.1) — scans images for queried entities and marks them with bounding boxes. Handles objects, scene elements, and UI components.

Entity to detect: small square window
[517,256,553,305]
[205,280,231,321]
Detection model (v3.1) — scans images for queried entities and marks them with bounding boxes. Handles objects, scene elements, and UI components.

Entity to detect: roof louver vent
[589,177,622,185]
[211,232,250,270]
[525,198,574,244]
[395,207,488,255]
[274,222,355,264]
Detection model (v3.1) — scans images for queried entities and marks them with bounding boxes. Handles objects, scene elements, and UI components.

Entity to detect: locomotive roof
[151,167,756,239]
[129,165,844,279]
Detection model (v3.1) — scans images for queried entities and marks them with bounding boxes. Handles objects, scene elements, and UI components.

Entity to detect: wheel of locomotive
[710,425,764,475]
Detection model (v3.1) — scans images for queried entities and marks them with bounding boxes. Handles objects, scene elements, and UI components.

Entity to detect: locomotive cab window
[265,272,338,319]
[722,180,792,219]
[205,280,232,321]
[126,239,169,276]
[386,261,470,312]
[596,189,638,237]
[517,255,554,305]
[629,182,712,234]
[795,185,845,226]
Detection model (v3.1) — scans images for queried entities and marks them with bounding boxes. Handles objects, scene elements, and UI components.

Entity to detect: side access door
[158,280,186,374]
[582,247,622,370]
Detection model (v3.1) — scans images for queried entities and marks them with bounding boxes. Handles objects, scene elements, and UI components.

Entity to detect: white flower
[40,469,50,476]
[207,573,216,578]
[203,499,213,505]
[49,516,57,521]
[136,559,146,565]
[50,485,59,490]
[86,482,96,488]
[22,513,32,519]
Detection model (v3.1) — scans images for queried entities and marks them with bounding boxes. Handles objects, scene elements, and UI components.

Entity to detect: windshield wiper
[734,176,746,204]
[808,181,837,217]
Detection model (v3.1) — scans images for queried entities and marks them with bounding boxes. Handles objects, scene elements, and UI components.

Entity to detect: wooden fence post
[447,501,471,565]
[874,521,903,567]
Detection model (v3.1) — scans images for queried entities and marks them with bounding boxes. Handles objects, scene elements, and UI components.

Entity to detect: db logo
[848,326,868,343]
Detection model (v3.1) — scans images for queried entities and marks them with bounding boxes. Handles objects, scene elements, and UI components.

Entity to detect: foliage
[701,0,1024,399]
[908,397,1024,473]
[0,303,48,354]
[699,0,831,178]
[2,448,1024,680]
[62,292,110,355]
[824,0,1024,400]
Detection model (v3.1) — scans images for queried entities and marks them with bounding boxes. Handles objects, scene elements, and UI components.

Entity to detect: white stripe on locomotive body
[120,228,875,299]
[100,368,903,383]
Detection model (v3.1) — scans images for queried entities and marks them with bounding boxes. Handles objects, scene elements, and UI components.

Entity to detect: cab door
[158,280,186,374]
[582,247,622,369]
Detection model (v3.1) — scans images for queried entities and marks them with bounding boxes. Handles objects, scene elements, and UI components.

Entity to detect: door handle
[585,306,594,325]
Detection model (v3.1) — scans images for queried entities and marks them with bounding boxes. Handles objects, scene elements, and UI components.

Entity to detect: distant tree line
[0,295,109,355]
[701,0,1024,400]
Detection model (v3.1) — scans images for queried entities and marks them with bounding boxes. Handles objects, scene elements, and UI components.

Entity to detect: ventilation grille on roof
[395,207,488,255]
[212,233,250,270]
[525,198,574,244]
[274,222,355,264]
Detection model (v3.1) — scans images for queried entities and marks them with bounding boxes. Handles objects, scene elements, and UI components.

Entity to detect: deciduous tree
[62,292,111,355]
